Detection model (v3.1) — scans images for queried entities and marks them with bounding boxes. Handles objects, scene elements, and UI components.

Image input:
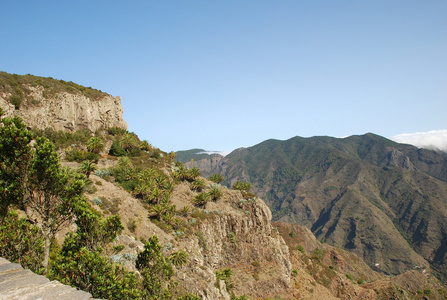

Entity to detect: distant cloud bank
[197,151,232,157]
[391,130,447,152]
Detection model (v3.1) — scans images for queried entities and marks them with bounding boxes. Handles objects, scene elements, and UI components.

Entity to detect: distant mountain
[176,133,447,281]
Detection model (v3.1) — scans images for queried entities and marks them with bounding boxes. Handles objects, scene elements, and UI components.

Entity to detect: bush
[50,248,141,299]
[65,149,99,162]
[107,127,127,136]
[9,94,22,109]
[0,211,44,274]
[209,173,224,184]
[113,244,125,253]
[232,181,251,192]
[109,140,127,157]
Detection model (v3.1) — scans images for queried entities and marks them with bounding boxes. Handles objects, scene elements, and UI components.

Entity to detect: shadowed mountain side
[176,133,447,281]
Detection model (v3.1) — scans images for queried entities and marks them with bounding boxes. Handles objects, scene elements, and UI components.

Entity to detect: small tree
[209,173,224,184]
[120,133,139,154]
[208,187,223,201]
[169,250,189,267]
[192,192,210,208]
[191,178,206,192]
[136,235,174,299]
[26,137,85,273]
[77,160,97,178]
[232,181,251,192]
[0,109,33,223]
[86,136,105,154]
[139,140,152,151]
[109,140,127,157]
[186,167,201,182]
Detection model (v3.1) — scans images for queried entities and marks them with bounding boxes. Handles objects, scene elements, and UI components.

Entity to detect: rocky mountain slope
[176,134,447,283]
[0,72,127,132]
[74,158,447,299]
[2,72,446,299]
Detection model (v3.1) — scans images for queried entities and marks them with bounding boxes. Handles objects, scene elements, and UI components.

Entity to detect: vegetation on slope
[0,72,108,109]
[0,109,200,299]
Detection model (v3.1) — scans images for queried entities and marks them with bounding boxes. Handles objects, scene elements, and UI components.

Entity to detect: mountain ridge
[176,133,447,282]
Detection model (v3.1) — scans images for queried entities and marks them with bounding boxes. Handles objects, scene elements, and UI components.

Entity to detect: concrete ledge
[0,258,93,300]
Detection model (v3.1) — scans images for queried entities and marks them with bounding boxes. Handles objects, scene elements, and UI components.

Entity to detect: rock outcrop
[168,184,292,298]
[0,77,127,132]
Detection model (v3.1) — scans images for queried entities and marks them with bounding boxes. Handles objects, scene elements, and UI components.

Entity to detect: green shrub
[297,244,305,254]
[9,94,22,109]
[0,211,44,274]
[109,140,127,157]
[232,181,251,192]
[228,231,237,244]
[99,197,121,215]
[209,173,224,184]
[65,149,99,162]
[107,127,127,136]
[113,244,125,253]
[50,248,141,299]
[215,268,234,291]
[192,192,210,207]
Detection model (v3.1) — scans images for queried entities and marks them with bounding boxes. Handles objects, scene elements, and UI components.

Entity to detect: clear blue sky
[1,1,446,152]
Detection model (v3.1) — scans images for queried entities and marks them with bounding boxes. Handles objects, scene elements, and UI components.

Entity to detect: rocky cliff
[0,72,127,132]
[169,183,292,298]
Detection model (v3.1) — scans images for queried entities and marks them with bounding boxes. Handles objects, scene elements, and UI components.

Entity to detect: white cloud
[197,150,232,157]
[391,130,447,151]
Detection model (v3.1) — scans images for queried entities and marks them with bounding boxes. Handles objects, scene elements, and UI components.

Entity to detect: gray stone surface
[0,258,93,300]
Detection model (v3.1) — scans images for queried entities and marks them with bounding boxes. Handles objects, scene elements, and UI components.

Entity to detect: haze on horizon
[1,1,446,152]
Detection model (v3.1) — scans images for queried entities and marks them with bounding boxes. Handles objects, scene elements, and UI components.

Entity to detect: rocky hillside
[74,157,447,299]
[2,73,446,299]
[0,72,127,132]
[176,134,447,283]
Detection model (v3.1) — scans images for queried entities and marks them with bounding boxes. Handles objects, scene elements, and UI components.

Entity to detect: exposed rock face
[0,86,127,132]
[169,184,292,298]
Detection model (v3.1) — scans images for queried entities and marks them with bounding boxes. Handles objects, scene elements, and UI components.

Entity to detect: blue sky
[1,1,446,152]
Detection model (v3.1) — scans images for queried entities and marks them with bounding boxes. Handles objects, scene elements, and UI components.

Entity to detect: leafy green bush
[0,211,44,274]
[209,173,224,184]
[232,181,251,192]
[66,149,99,162]
[109,140,127,157]
[208,186,223,200]
[169,250,189,267]
[107,127,127,136]
[136,235,175,299]
[215,268,234,291]
[113,244,125,253]
[192,192,210,207]
[9,94,22,109]
[50,248,141,299]
[87,137,105,153]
